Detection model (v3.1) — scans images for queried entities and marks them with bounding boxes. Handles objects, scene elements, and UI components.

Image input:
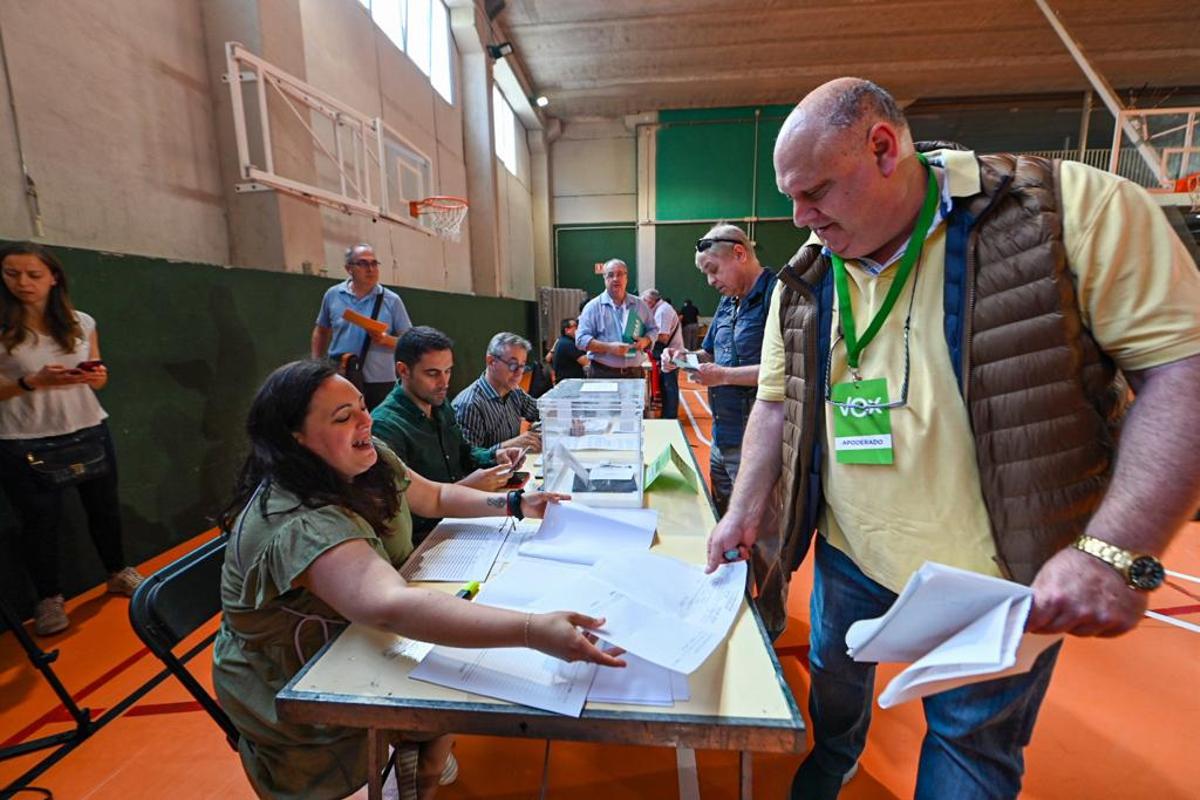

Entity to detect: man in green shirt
[371,326,526,541]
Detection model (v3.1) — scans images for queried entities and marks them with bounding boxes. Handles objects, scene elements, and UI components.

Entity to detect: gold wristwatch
[1072,534,1165,591]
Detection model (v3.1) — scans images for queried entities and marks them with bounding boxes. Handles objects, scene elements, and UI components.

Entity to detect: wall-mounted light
[486,42,514,60]
[534,95,549,108]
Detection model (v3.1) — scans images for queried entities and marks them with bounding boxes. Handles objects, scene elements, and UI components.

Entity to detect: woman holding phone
[213,360,623,799]
[0,242,143,636]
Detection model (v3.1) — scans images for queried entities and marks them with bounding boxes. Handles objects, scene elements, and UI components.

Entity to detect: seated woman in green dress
[212,360,624,800]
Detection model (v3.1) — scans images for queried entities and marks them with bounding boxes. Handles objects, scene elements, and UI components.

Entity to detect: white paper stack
[845,562,1062,708]
[492,551,745,674]
[409,645,598,717]
[398,517,512,582]
[518,501,657,565]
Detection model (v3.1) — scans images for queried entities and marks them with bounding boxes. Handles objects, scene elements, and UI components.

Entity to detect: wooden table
[277,421,804,799]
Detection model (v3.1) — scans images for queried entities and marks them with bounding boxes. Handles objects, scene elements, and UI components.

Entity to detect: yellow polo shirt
[757,150,1200,592]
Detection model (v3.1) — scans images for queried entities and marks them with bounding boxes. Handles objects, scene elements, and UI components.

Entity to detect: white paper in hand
[846,562,1061,708]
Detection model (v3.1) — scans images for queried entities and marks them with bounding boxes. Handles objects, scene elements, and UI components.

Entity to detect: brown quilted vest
[757,152,1130,633]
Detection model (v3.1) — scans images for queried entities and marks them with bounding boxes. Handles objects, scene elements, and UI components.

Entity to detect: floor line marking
[1149,603,1200,617]
[680,391,712,447]
[1144,610,1200,634]
[1166,568,1200,585]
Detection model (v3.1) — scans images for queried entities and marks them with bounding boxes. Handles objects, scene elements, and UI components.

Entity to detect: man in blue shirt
[662,224,778,516]
[311,243,412,409]
[575,259,657,379]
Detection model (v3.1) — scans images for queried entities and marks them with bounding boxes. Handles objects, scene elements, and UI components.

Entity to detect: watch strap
[506,489,525,520]
[1073,534,1134,573]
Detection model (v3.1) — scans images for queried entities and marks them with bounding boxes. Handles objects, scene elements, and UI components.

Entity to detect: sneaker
[438,752,458,786]
[34,595,69,636]
[106,566,145,596]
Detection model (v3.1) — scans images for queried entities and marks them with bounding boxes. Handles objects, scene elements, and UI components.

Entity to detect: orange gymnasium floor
[2,384,1198,799]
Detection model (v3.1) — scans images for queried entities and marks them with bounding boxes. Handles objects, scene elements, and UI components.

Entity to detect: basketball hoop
[409,196,469,241]
[1182,174,1200,214]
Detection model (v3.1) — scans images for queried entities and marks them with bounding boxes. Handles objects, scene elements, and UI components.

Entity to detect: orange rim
[409,196,469,217]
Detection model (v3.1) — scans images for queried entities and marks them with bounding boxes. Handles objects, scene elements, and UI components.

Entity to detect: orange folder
[342,309,389,334]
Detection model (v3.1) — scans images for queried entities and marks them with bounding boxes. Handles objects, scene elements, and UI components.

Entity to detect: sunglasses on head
[695,237,743,253]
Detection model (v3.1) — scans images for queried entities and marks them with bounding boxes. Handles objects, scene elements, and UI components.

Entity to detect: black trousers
[0,421,126,599]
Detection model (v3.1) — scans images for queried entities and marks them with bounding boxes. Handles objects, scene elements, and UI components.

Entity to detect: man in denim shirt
[663,224,777,516]
[575,259,657,379]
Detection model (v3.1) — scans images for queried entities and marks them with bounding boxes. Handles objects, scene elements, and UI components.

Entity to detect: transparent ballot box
[537,378,644,508]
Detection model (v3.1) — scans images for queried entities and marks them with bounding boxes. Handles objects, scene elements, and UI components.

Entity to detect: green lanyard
[831,154,939,375]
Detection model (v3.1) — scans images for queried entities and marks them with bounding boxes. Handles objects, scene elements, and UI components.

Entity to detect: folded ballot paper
[845,562,1062,708]
[517,501,657,565]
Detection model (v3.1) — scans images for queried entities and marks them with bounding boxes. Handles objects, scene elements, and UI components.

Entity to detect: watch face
[1128,556,1165,590]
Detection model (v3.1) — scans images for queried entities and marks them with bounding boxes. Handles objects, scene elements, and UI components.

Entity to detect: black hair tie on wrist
[507,489,525,520]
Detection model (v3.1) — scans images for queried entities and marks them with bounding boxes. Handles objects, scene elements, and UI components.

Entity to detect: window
[364,0,454,104]
[371,1,406,53]
[493,85,517,175]
[429,0,452,103]
[406,0,432,76]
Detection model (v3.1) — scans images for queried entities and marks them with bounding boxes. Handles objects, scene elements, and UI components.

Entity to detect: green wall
[652,220,808,314]
[649,106,807,310]
[656,105,794,222]
[0,244,534,612]
[554,224,637,295]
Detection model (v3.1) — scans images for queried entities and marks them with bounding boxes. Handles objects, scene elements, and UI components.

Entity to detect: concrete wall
[0,0,229,264]
[550,118,637,224]
[298,0,473,292]
[496,116,536,300]
[0,0,539,299]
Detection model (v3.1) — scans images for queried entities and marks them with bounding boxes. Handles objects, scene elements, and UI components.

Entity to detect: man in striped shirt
[452,332,542,453]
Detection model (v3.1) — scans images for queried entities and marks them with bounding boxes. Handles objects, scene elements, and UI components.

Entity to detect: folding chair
[129,533,239,751]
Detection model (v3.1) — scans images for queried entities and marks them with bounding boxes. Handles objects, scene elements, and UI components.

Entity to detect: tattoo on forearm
[486,495,506,508]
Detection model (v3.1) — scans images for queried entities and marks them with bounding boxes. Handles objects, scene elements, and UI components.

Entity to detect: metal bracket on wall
[223,41,436,233]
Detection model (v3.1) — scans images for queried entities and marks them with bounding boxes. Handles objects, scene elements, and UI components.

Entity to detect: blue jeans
[807,537,1061,799]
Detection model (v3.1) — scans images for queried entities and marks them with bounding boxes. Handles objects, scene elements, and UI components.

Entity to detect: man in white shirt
[642,289,683,419]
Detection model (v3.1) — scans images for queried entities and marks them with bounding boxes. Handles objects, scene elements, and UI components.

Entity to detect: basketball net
[409,196,469,242]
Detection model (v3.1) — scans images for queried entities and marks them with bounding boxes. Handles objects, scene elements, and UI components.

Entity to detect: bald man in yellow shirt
[708,78,1200,800]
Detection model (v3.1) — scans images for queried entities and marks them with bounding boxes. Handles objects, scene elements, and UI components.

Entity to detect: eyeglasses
[349,259,380,269]
[497,357,532,373]
[696,237,743,253]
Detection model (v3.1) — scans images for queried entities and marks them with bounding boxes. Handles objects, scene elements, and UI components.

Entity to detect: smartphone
[77,359,105,372]
[505,471,530,488]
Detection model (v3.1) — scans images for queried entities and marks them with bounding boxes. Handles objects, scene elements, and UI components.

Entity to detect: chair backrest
[129,533,240,750]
